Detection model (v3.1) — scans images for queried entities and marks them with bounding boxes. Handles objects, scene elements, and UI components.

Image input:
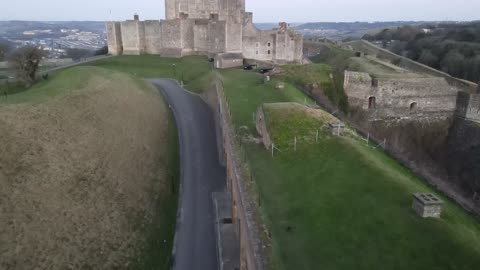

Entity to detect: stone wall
[447,118,480,207]
[242,23,276,62]
[307,72,480,215]
[194,20,209,53]
[208,20,227,53]
[344,71,374,108]
[209,75,265,270]
[467,94,480,122]
[226,22,243,52]
[215,53,243,69]
[166,0,245,22]
[107,1,304,65]
[456,92,480,123]
[160,19,183,56]
[106,22,122,56]
[345,40,478,93]
[120,20,145,55]
[181,19,195,54]
[344,71,458,119]
[242,21,303,64]
[144,21,162,55]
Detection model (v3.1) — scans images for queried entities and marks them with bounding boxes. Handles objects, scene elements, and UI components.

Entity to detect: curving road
[149,79,225,270]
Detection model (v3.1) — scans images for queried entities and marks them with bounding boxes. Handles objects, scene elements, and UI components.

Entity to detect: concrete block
[412,193,444,218]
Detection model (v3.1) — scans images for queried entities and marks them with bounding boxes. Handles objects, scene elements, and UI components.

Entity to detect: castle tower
[165,0,245,22]
[107,0,303,64]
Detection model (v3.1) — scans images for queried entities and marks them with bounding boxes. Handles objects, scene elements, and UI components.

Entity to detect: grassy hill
[0,66,179,269]
[4,54,478,270]
[221,67,480,270]
[92,55,213,94]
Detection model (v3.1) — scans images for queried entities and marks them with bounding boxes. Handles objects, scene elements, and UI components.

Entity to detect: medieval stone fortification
[344,71,459,120]
[340,50,480,211]
[106,0,303,68]
[342,40,480,123]
[343,64,480,123]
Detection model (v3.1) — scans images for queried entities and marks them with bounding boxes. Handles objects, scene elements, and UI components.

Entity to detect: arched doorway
[368,96,376,109]
[410,102,418,112]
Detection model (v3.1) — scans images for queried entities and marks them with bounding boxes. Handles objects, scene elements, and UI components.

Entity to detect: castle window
[268,50,271,55]
[368,96,376,109]
[256,51,258,55]
[268,42,271,47]
[410,102,418,112]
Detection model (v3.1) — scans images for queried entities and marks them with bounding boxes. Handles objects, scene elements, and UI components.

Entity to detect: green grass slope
[0,67,100,104]
[309,42,355,70]
[222,67,480,270]
[221,69,315,133]
[275,63,349,112]
[0,66,180,270]
[92,55,213,93]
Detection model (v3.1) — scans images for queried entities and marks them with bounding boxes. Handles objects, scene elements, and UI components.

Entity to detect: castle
[344,70,480,123]
[106,0,304,68]
[342,40,480,123]
[344,71,459,120]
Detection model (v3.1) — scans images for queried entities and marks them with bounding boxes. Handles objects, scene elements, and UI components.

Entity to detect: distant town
[1,20,462,59]
[0,21,107,58]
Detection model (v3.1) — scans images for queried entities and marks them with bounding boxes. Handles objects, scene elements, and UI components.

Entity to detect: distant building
[106,0,303,68]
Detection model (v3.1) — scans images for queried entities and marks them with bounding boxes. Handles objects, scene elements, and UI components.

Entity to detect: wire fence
[253,103,389,158]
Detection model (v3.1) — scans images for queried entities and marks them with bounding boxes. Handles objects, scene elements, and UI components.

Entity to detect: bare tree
[0,43,10,61]
[8,46,45,87]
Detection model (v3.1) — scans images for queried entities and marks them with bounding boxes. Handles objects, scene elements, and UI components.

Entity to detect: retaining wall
[205,73,265,270]
[345,40,478,93]
[344,71,458,120]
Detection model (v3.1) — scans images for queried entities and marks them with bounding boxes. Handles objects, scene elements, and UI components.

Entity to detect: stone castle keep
[106,0,303,68]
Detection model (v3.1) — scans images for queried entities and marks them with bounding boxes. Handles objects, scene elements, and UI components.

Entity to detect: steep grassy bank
[310,41,480,212]
[221,67,480,270]
[275,63,348,112]
[0,66,179,269]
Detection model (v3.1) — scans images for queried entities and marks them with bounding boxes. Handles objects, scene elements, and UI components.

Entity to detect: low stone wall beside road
[205,73,265,270]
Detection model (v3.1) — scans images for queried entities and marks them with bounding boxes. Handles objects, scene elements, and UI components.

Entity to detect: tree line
[363,23,480,84]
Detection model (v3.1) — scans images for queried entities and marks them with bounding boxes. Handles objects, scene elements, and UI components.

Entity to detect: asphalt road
[150,79,225,270]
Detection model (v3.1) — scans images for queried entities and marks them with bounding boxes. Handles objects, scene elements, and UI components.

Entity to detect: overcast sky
[1,0,478,22]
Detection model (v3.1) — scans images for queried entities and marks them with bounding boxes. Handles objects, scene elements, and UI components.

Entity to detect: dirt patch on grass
[0,68,169,269]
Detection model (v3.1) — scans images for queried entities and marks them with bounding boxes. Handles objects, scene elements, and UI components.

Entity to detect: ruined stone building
[342,41,480,123]
[106,0,303,68]
[343,57,480,122]
[344,71,459,120]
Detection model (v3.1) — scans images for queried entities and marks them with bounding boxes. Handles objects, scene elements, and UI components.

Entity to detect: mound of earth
[0,67,170,269]
[257,102,342,149]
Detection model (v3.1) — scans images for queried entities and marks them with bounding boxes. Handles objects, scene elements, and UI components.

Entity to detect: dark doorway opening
[368,96,376,109]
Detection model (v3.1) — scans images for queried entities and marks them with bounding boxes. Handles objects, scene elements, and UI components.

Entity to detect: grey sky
[1,0,479,22]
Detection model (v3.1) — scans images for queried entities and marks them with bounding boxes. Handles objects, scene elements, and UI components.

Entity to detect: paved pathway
[150,79,225,270]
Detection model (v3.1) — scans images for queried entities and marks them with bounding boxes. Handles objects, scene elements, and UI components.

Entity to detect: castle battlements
[106,0,303,68]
